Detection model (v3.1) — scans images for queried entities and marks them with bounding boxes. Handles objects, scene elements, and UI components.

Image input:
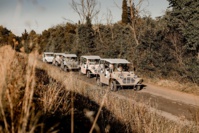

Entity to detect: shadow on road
[119,84,147,91]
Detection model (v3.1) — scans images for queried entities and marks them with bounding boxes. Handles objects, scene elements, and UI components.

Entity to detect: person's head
[117,64,123,71]
[109,64,114,69]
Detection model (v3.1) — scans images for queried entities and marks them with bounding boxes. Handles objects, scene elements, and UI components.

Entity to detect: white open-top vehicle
[96,58,143,91]
[52,53,66,66]
[42,52,54,63]
[79,55,101,78]
[60,54,79,71]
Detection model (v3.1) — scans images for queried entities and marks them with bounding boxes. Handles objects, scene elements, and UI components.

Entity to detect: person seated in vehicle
[86,59,90,65]
[105,64,115,78]
[117,64,123,72]
[109,64,115,73]
[69,57,74,62]
[105,68,110,78]
[64,57,69,62]
[94,59,98,64]
[99,64,105,73]
[103,63,109,78]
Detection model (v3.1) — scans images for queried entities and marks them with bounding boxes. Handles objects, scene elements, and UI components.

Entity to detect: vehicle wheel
[96,77,102,87]
[60,63,64,70]
[55,61,58,66]
[87,71,91,78]
[135,85,141,91]
[64,66,69,72]
[79,68,82,75]
[110,81,117,91]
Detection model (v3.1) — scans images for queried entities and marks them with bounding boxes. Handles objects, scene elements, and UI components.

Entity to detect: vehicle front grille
[123,77,135,84]
[70,63,77,68]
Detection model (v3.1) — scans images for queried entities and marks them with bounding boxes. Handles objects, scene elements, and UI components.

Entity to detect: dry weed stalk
[17,51,39,133]
[89,89,109,133]
[0,46,16,133]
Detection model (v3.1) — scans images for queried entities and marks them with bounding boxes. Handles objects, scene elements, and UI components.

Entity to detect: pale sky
[0,0,169,36]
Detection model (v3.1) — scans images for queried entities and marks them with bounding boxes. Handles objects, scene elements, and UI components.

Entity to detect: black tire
[110,80,117,91]
[55,61,58,66]
[86,71,91,78]
[135,85,141,91]
[60,63,64,70]
[79,68,82,75]
[64,66,69,72]
[96,77,102,87]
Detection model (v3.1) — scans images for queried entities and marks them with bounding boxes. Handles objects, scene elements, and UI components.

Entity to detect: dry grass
[0,45,71,132]
[38,82,70,114]
[0,45,39,132]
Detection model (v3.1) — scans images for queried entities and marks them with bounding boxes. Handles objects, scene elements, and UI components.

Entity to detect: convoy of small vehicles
[42,52,143,91]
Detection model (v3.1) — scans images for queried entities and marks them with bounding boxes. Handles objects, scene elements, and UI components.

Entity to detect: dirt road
[141,83,199,107]
[75,72,199,122]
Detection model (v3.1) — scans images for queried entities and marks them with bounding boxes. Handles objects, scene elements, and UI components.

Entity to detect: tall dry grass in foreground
[0,46,70,132]
[0,45,39,132]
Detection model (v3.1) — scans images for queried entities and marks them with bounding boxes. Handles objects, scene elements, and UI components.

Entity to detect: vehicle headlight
[118,74,123,77]
[137,79,143,84]
[120,76,124,79]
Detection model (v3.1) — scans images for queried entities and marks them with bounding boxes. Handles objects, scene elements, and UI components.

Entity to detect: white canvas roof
[64,54,77,57]
[54,53,65,55]
[100,58,130,64]
[81,55,100,59]
[43,52,54,54]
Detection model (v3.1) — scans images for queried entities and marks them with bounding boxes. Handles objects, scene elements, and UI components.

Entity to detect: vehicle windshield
[115,63,129,71]
[45,54,54,57]
[88,59,99,65]
[64,57,77,61]
[71,57,77,61]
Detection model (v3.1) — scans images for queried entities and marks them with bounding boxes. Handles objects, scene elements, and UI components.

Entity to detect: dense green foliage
[0,0,198,85]
[38,23,77,54]
[165,0,199,83]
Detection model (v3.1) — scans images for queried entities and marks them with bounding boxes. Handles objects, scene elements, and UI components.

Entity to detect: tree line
[0,0,198,85]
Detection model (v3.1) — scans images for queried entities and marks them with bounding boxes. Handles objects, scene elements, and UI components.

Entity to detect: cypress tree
[122,0,129,24]
[76,16,95,55]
